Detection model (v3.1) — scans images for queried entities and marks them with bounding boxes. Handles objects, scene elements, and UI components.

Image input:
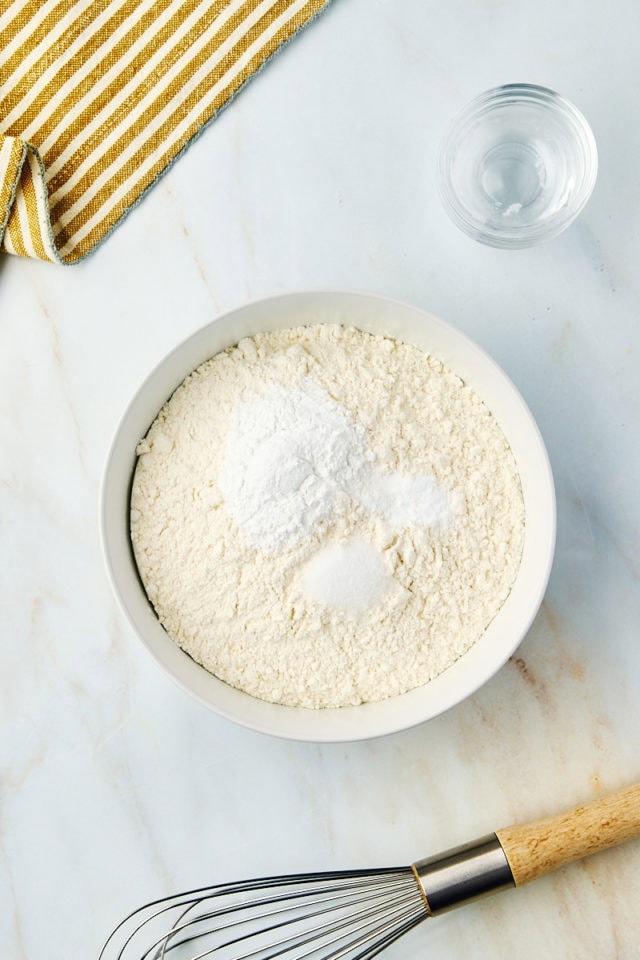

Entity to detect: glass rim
[438,83,598,248]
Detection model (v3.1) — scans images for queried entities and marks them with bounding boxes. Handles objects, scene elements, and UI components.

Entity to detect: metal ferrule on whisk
[412,834,515,916]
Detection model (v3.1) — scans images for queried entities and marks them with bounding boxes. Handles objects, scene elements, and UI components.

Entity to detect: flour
[130,324,525,709]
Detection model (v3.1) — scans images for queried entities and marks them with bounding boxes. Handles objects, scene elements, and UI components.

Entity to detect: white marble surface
[2,0,640,957]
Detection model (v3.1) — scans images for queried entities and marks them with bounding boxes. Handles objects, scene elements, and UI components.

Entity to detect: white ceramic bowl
[100,291,555,741]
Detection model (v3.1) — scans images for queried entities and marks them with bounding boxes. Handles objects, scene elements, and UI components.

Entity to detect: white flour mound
[219,379,452,550]
[130,324,525,709]
[219,380,371,551]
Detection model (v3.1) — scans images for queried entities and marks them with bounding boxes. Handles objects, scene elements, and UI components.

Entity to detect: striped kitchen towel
[0,0,331,264]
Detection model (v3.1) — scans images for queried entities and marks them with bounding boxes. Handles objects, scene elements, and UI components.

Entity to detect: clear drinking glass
[438,84,598,248]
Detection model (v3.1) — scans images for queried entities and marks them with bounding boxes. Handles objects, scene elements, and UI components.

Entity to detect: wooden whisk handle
[495,782,640,886]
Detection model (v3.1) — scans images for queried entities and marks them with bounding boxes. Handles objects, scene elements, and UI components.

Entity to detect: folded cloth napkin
[0,0,331,264]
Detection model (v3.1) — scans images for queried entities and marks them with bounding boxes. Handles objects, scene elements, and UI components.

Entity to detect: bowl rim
[100,289,556,742]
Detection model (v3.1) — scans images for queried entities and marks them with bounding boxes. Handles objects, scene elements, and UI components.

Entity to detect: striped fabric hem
[0,134,59,260]
[0,0,332,264]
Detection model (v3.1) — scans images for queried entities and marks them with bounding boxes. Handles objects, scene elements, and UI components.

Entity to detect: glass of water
[438,84,598,248]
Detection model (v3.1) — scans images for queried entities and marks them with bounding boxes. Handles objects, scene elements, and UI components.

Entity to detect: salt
[302,539,393,615]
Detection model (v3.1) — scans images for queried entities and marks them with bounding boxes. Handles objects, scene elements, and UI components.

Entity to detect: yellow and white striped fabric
[0,0,331,264]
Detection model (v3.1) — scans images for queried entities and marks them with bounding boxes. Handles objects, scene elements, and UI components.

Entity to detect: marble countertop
[2,1,639,957]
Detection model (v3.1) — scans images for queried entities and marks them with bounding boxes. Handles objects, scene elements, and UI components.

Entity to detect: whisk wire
[180,884,425,960]
[100,869,428,960]
[258,892,426,960]
[150,876,418,956]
